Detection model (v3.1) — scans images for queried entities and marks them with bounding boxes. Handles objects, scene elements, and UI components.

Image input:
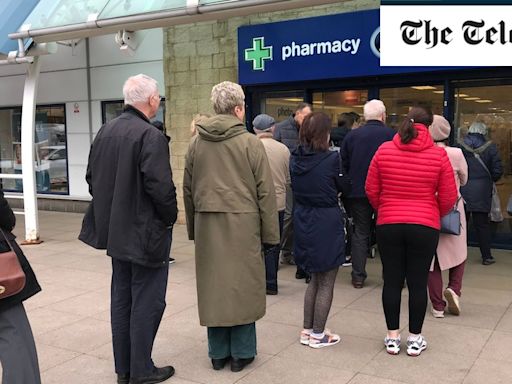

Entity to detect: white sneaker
[300,329,311,345]
[384,336,400,355]
[444,288,460,316]
[431,307,445,318]
[407,335,427,356]
[308,330,341,349]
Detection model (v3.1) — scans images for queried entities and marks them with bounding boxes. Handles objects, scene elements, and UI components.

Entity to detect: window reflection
[0,105,68,194]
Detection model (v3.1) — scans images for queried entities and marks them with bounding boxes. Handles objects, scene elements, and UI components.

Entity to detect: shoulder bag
[0,228,26,299]
[440,196,462,235]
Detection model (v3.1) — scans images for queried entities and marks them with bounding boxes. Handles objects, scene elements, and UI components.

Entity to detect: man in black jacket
[79,74,178,384]
[341,99,395,289]
[273,103,312,280]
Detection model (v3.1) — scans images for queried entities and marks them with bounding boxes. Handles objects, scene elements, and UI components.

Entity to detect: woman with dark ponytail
[365,106,457,357]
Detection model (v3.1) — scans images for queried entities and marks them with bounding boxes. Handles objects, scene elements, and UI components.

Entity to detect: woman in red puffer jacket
[365,106,457,357]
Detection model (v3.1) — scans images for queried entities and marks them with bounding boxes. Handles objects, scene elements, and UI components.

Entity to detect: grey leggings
[303,267,339,333]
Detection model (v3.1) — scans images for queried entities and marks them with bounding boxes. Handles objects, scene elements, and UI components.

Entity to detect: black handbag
[440,197,462,235]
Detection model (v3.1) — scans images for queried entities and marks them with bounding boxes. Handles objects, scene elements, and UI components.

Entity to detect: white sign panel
[381,6,512,66]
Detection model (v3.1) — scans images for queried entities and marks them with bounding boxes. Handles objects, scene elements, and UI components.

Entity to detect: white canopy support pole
[21,56,42,244]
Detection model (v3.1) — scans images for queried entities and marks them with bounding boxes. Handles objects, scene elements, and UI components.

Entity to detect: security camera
[115,30,139,56]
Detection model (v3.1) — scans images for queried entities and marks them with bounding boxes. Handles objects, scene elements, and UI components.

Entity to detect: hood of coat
[291,145,333,175]
[463,133,487,149]
[392,123,434,152]
[197,114,247,142]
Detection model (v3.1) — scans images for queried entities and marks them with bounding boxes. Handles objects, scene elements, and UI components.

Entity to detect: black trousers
[466,211,493,260]
[265,210,284,292]
[111,258,169,377]
[346,197,374,282]
[0,303,41,384]
[377,224,439,334]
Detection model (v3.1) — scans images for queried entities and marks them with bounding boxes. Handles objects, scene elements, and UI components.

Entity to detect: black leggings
[303,267,339,333]
[377,224,439,334]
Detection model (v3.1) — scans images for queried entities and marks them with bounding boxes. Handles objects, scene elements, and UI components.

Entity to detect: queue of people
[0,76,505,383]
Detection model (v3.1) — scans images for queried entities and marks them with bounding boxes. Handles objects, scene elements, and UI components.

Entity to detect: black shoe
[295,267,307,279]
[211,357,229,370]
[482,258,496,265]
[352,279,364,289]
[118,373,130,384]
[305,275,311,284]
[168,257,175,264]
[266,288,278,295]
[231,357,254,372]
[129,366,175,384]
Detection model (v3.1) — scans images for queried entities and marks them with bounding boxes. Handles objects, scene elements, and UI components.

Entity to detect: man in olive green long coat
[183,82,279,373]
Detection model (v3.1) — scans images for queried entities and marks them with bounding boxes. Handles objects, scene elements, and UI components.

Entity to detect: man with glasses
[80,74,177,384]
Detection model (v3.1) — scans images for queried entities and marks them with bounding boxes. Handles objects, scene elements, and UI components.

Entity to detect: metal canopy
[10,0,342,43]
[0,0,39,54]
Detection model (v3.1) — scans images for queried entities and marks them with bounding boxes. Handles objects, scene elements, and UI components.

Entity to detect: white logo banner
[381,5,512,66]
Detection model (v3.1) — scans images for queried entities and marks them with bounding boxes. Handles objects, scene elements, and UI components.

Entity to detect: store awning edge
[9,0,344,44]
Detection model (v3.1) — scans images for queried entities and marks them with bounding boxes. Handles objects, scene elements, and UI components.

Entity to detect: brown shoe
[352,279,364,289]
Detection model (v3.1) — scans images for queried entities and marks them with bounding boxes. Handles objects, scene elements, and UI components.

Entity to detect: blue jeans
[264,210,284,292]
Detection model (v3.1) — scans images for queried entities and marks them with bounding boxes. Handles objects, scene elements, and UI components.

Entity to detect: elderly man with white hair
[80,74,178,384]
[340,99,395,289]
[183,81,279,373]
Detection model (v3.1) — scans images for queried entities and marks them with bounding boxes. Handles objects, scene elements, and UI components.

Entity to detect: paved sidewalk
[5,211,512,383]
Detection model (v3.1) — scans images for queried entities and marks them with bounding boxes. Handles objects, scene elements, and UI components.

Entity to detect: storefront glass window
[102,100,166,124]
[312,90,368,127]
[454,85,512,218]
[380,85,444,130]
[0,104,68,194]
[260,91,304,123]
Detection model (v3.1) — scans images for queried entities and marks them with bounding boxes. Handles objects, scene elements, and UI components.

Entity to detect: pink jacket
[432,144,468,270]
[365,124,457,230]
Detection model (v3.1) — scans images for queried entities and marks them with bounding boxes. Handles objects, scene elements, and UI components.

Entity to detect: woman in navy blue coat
[290,112,350,349]
[459,121,503,265]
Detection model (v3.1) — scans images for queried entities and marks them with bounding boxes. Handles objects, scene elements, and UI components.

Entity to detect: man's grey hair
[123,74,159,105]
[211,81,245,115]
[468,121,488,135]
[364,99,386,121]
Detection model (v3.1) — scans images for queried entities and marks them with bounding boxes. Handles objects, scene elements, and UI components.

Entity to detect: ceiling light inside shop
[455,94,469,97]
[313,101,324,104]
[464,97,481,101]
[432,91,444,94]
[283,98,303,102]
[411,86,437,90]
[475,100,492,103]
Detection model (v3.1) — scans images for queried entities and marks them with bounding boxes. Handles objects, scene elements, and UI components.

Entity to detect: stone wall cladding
[164,0,379,223]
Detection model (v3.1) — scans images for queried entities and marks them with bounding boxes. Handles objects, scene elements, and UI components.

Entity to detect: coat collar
[124,105,151,123]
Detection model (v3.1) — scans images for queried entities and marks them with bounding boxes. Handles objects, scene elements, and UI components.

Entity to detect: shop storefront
[238,9,512,249]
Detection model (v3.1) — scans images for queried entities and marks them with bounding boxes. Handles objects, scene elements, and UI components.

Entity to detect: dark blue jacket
[459,133,503,212]
[340,120,395,198]
[79,106,178,267]
[274,116,299,152]
[290,146,350,273]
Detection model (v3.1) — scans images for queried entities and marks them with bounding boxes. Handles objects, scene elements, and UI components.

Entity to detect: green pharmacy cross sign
[245,37,273,71]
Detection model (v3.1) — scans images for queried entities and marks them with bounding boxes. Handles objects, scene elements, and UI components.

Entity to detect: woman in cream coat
[428,115,468,318]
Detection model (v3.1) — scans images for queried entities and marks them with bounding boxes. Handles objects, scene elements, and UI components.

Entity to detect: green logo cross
[245,37,273,71]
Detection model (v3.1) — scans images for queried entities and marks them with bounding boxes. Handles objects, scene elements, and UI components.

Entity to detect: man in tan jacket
[253,114,291,295]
